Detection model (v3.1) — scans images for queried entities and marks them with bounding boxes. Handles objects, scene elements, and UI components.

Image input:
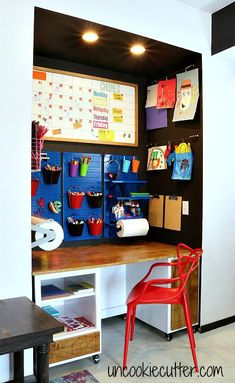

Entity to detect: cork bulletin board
[32,66,138,146]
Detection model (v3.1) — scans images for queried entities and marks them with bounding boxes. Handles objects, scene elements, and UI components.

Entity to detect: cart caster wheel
[93,354,100,364]
[165,334,173,341]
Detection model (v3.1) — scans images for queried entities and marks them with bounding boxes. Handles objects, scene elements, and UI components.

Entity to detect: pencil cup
[67,188,85,209]
[67,219,84,237]
[122,158,131,173]
[87,218,103,236]
[132,159,140,173]
[80,163,89,177]
[86,192,103,209]
[43,168,61,184]
[70,161,79,177]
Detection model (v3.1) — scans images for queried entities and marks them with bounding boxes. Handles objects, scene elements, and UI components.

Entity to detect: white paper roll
[116,218,149,238]
[34,219,64,250]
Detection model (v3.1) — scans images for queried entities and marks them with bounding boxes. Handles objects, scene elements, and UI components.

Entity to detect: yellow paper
[113,115,123,123]
[112,107,122,115]
[98,129,115,142]
[113,93,123,101]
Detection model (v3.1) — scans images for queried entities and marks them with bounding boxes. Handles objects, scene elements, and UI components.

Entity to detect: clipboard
[148,195,164,228]
[164,195,182,231]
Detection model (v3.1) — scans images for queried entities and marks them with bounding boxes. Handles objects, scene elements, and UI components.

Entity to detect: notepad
[148,196,164,228]
[164,195,182,231]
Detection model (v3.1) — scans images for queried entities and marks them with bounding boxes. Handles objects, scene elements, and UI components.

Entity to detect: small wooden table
[0,296,63,383]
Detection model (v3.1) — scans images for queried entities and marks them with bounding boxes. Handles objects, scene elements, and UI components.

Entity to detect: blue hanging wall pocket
[167,143,193,181]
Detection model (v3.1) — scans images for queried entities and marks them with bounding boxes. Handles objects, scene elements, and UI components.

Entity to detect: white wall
[201,53,235,324]
[0,2,34,379]
[0,0,234,379]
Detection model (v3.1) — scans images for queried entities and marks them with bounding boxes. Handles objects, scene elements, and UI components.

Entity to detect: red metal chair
[123,243,203,372]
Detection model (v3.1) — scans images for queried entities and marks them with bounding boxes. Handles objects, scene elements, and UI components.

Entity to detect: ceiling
[34,8,201,81]
[177,0,234,13]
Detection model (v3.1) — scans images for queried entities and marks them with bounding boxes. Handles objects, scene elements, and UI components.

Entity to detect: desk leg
[36,344,49,383]
[13,350,24,382]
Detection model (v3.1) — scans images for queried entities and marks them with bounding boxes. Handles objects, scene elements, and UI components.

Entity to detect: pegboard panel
[63,152,102,241]
[31,152,62,224]
[104,154,139,183]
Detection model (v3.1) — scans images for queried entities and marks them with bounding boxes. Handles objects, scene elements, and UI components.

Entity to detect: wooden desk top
[32,241,180,275]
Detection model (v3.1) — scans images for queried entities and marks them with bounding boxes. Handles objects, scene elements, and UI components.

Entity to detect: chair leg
[182,295,198,372]
[130,306,136,341]
[123,305,133,368]
[185,296,196,350]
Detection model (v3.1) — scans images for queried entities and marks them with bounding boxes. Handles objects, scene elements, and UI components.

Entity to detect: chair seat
[127,282,182,305]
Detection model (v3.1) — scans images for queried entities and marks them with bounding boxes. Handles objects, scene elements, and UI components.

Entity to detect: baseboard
[199,315,235,333]
[101,305,127,319]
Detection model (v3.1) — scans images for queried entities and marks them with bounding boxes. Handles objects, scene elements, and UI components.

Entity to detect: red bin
[87,218,103,236]
[67,189,85,209]
[31,179,39,197]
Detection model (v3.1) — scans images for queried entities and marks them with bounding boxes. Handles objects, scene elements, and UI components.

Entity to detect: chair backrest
[176,243,203,291]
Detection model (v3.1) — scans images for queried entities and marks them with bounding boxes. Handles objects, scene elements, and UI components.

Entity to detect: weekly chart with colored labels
[32,67,138,146]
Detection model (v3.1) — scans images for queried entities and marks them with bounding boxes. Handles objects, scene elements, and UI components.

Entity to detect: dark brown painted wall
[34,55,202,248]
[147,59,203,248]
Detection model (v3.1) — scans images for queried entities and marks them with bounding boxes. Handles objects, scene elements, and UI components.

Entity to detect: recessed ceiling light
[130,44,145,55]
[82,31,99,43]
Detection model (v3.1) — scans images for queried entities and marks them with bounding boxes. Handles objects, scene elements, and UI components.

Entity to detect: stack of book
[41,284,71,300]
[65,281,94,295]
[56,315,94,332]
[42,305,60,317]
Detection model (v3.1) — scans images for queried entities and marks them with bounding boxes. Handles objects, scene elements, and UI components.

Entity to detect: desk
[32,241,181,274]
[32,241,197,366]
[0,297,63,382]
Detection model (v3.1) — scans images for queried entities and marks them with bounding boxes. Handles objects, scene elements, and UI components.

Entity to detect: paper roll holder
[31,219,56,249]
[116,222,122,230]
[115,218,150,238]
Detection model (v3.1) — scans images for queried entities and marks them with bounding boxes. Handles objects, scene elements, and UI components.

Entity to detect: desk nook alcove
[32,7,202,368]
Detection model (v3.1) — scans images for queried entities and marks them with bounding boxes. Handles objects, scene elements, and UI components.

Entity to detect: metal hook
[185,64,196,72]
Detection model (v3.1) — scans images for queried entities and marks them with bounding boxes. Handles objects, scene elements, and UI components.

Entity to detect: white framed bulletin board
[32,66,138,146]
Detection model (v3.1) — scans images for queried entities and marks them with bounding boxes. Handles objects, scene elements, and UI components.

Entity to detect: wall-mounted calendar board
[32,66,138,146]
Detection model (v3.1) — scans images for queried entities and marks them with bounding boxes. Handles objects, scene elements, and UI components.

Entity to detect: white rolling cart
[34,267,101,366]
